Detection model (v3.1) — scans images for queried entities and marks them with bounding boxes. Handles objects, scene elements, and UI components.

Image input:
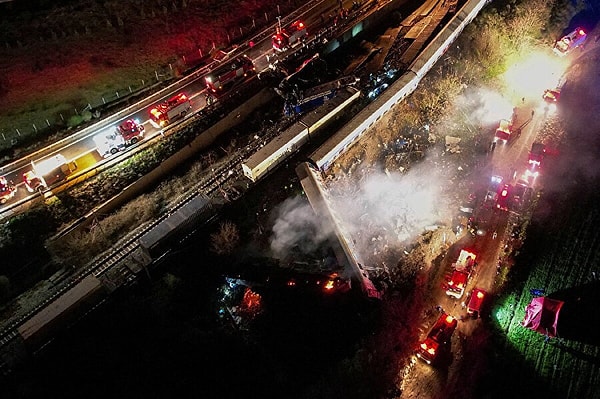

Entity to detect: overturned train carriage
[139,195,217,261]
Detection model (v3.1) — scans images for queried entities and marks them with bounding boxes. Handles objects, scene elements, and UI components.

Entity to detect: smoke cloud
[269,196,335,259]
[327,156,451,264]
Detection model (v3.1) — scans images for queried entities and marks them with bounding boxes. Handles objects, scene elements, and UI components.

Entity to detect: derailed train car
[241,86,361,183]
[308,0,491,172]
[139,194,217,261]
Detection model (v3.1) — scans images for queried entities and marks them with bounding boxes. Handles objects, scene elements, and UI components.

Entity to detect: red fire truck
[204,56,255,93]
[466,288,487,318]
[94,119,145,158]
[553,27,586,56]
[493,119,513,144]
[149,93,192,128]
[0,176,16,204]
[272,19,308,52]
[416,313,458,365]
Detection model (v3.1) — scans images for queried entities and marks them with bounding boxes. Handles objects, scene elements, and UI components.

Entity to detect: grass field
[0,0,300,156]
[477,46,600,397]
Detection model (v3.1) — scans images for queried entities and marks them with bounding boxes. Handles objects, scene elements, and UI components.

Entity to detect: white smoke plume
[330,161,446,244]
[269,196,335,259]
[321,149,455,269]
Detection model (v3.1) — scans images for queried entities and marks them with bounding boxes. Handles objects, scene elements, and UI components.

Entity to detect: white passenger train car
[310,71,419,171]
[309,0,491,173]
[409,0,491,79]
[242,86,361,182]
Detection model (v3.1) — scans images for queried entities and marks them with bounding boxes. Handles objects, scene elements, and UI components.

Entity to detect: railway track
[0,0,410,362]
[0,106,296,351]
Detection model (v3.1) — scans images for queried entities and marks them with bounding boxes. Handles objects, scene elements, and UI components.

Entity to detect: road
[0,0,363,217]
[396,52,587,399]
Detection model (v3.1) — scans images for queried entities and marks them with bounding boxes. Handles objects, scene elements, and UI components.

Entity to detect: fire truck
[452,249,477,273]
[526,142,546,177]
[93,119,145,158]
[543,88,560,104]
[445,249,476,299]
[484,175,503,205]
[496,183,511,211]
[23,154,77,192]
[149,93,192,128]
[204,56,255,93]
[553,27,586,56]
[466,288,487,318]
[272,19,308,52]
[416,313,458,365]
[445,270,469,299]
[0,176,16,204]
[493,119,513,144]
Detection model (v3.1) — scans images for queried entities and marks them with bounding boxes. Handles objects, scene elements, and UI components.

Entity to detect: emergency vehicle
[452,249,477,273]
[0,176,16,204]
[466,288,487,318]
[416,313,458,364]
[485,175,503,205]
[149,93,192,128]
[496,183,511,211]
[272,20,308,52]
[493,119,513,144]
[93,119,145,158]
[543,88,560,104]
[446,270,469,299]
[204,56,254,93]
[553,27,586,56]
[526,142,546,177]
[23,154,77,192]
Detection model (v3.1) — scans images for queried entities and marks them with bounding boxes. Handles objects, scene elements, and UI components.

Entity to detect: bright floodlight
[502,51,568,101]
[476,89,514,123]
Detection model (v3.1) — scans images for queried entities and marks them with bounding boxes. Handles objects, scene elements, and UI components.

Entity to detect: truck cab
[23,170,45,193]
[446,270,469,299]
[493,119,512,144]
[466,288,487,318]
[553,27,586,56]
[0,176,16,204]
[416,313,458,364]
[117,119,144,145]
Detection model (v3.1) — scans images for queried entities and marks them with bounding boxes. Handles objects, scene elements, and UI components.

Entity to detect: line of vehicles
[1,0,487,208]
[1,53,258,203]
[416,249,488,366]
[415,77,567,367]
[416,94,557,368]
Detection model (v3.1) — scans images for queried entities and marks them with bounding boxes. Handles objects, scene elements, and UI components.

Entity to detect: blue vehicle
[553,27,587,56]
[282,76,358,117]
[283,88,337,116]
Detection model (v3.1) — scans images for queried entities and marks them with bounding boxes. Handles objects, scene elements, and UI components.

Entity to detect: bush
[67,113,84,127]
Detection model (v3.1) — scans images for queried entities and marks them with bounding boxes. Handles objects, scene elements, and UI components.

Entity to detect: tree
[210,221,240,255]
